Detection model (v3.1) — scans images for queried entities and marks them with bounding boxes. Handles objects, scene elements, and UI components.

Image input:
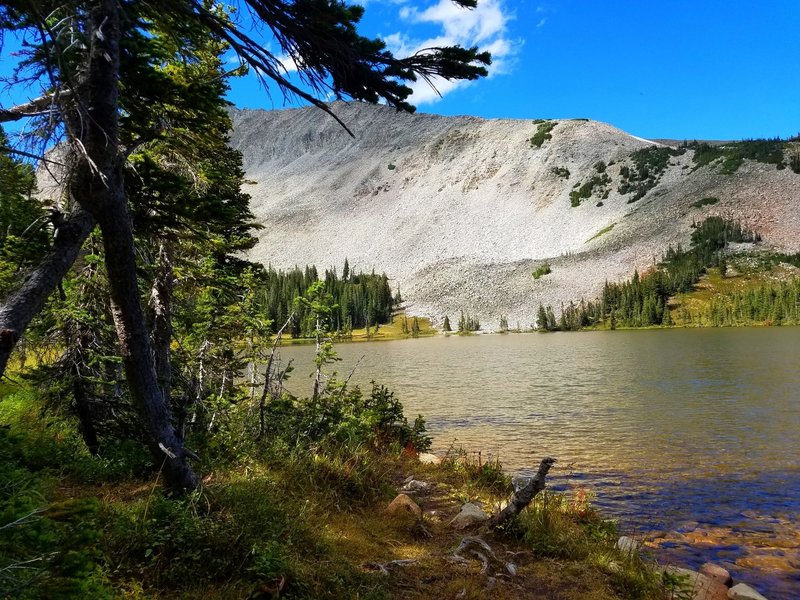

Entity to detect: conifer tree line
[254,262,398,337]
[457,311,480,332]
[535,216,794,331]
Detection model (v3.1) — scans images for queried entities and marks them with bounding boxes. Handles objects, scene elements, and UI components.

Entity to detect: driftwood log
[487,457,556,529]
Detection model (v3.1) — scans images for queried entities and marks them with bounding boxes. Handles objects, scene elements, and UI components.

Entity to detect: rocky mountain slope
[229,102,800,329]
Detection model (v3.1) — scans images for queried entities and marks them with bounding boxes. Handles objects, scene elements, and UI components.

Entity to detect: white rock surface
[418,453,442,465]
[229,102,800,325]
[616,536,640,553]
[449,502,490,529]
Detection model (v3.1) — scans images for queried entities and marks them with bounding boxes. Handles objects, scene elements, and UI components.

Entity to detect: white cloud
[385,0,517,105]
[536,18,547,28]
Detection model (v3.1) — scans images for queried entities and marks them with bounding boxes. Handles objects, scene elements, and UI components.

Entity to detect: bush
[689,138,790,173]
[530,121,556,148]
[260,382,431,455]
[570,173,611,207]
[503,490,661,599]
[532,263,552,279]
[618,146,684,202]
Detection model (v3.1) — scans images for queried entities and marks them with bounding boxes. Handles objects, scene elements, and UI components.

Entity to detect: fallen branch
[362,559,418,576]
[486,457,556,529]
[452,536,516,577]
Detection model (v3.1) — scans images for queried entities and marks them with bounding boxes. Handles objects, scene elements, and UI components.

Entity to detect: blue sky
[1,2,798,140]
[226,0,800,140]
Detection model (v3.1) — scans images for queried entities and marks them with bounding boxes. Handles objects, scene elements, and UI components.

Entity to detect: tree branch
[0,91,70,123]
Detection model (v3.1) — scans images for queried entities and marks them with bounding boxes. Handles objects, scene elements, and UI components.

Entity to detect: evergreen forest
[538,217,800,330]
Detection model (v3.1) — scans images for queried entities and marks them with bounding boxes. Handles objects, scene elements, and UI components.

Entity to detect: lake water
[278,328,800,599]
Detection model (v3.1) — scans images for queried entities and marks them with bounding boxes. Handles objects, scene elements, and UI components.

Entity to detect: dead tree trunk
[487,457,556,529]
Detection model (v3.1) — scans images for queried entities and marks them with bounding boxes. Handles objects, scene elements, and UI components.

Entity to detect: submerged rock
[727,583,768,600]
[700,562,733,587]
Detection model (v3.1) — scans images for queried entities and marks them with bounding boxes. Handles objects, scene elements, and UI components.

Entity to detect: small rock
[386,494,422,519]
[449,502,490,530]
[401,479,431,493]
[700,563,733,587]
[506,562,517,576]
[418,452,442,465]
[727,583,768,600]
[616,536,641,553]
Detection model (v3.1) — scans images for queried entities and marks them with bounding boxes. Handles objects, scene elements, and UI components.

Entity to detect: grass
[586,223,615,243]
[345,313,436,342]
[279,314,436,345]
[506,491,662,599]
[532,263,552,280]
[0,381,671,600]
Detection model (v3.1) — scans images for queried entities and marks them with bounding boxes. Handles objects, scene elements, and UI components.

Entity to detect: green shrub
[570,173,611,207]
[689,138,789,173]
[532,263,552,279]
[551,166,570,179]
[530,121,556,148]
[618,146,684,202]
[503,490,661,599]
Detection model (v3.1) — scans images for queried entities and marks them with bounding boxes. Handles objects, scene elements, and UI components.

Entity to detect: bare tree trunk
[65,0,197,493]
[0,207,95,378]
[150,242,174,410]
[487,457,556,530]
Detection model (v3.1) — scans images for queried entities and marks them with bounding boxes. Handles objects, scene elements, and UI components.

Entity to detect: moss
[586,223,615,243]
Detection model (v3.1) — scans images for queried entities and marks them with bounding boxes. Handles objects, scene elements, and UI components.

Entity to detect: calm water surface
[279,328,800,599]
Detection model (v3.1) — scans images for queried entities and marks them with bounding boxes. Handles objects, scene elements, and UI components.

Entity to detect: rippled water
[278,328,800,599]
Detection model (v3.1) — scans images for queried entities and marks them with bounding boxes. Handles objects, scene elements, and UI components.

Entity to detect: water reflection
[279,328,800,599]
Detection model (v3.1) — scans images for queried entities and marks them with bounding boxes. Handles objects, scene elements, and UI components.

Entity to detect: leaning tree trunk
[65,0,198,493]
[0,207,95,378]
[486,457,557,529]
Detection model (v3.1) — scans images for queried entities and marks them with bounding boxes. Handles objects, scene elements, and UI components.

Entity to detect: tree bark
[150,241,174,412]
[0,207,95,378]
[487,457,556,529]
[65,0,197,493]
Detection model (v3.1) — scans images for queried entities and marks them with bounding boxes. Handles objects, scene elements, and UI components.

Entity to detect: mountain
[228,102,800,329]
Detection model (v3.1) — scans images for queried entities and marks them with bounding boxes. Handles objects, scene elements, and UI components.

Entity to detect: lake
[278,328,800,599]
